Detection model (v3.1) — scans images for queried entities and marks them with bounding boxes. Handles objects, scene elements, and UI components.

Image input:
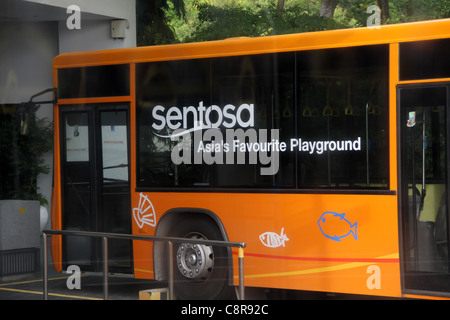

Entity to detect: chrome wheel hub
[176,234,214,280]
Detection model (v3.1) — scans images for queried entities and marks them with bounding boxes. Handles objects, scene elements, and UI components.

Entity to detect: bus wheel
[176,233,214,281]
[170,216,232,300]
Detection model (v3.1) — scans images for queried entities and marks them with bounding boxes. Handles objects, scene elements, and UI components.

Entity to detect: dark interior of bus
[136,45,390,191]
[400,84,450,294]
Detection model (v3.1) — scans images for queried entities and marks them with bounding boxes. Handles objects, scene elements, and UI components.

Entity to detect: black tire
[167,214,233,300]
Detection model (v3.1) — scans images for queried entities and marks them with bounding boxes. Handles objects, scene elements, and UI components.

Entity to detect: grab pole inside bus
[421,111,426,210]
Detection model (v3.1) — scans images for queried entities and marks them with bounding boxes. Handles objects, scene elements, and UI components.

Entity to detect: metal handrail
[41,229,246,300]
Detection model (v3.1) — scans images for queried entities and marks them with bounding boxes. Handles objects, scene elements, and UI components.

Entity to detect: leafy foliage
[166,0,346,42]
[160,0,450,44]
[136,0,186,45]
[0,105,53,205]
[339,0,450,26]
[185,0,346,41]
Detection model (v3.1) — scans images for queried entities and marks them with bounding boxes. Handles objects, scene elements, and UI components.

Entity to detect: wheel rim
[176,234,214,280]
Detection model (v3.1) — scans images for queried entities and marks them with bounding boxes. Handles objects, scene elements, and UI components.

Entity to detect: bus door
[399,83,450,295]
[60,104,132,273]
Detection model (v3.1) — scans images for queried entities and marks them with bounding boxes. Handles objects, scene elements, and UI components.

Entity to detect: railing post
[168,241,174,300]
[41,230,245,301]
[238,246,245,300]
[43,232,48,300]
[103,236,108,300]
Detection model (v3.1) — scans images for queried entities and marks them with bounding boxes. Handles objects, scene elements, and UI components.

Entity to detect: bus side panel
[131,191,157,279]
[50,186,62,273]
[227,193,401,297]
[131,192,401,297]
[133,238,155,279]
[50,104,62,273]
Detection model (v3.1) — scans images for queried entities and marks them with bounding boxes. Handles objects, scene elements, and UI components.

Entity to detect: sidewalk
[0,267,165,300]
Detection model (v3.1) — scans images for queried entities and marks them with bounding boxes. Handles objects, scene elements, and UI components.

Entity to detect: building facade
[0,0,136,230]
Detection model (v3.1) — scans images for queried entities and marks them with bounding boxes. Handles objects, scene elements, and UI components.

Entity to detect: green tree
[162,0,450,44]
[377,0,389,23]
[136,0,186,45]
[169,0,347,42]
[390,0,450,22]
[338,0,450,26]
[321,0,340,18]
[277,0,286,17]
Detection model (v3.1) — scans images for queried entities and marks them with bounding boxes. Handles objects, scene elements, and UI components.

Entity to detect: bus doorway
[399,84,450,295]
[59,104,132,273]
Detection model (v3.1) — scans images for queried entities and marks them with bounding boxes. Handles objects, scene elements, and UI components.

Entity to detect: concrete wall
[57,0,136,53]
[58,18,135,54]
[0,0,136,231]
[0,21,58,105]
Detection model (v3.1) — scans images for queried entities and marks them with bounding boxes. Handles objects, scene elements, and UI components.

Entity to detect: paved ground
[0,267,167,300]
[1,263,394,301]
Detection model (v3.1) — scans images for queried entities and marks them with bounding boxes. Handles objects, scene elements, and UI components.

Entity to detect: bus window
[136,54,296,189]
[400,39,450,81]
[58,64,130,99]
[65,112,90,162]
[297,45,389,189]
[136,46,389,191]
[136,59,211,188]
[101,111,128,183]
[210,53,295,188]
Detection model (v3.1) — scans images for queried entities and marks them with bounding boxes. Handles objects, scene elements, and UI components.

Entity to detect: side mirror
[16,88,56,136]
[16,102,35,136]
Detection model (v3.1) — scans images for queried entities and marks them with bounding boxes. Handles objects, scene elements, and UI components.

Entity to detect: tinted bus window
[210,53,295,188]
[136,59,212,188]
[136,45,389,191]
[297,45,389,189]
[58,64,130,98]
[400,39,450,81]
[136,53,295,189]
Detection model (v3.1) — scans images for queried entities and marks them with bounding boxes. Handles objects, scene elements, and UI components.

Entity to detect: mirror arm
[29,88,57,105]
[16,88,56,135]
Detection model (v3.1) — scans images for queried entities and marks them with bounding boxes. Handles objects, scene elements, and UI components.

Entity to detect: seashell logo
[133,193,156,228]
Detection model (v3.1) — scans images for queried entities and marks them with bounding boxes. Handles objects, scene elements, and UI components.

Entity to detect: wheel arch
[153,207,234,285]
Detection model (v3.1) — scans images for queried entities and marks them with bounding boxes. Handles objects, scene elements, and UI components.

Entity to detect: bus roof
[53,18,450,68]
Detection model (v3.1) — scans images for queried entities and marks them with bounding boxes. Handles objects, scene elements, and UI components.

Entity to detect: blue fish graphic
[318,211,358,242]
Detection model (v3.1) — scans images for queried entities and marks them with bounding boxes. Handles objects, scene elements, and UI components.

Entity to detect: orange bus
[50,18,450,299]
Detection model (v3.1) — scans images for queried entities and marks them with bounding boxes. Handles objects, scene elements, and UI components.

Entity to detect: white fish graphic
[133,193,156,228]
[259,228,289,248]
